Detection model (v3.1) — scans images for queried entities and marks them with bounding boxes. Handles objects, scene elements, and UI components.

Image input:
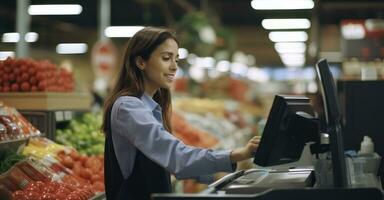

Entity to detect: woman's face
[141,38,179,94]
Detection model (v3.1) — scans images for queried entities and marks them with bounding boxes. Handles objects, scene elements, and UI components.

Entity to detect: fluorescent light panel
[280,53,305,61]
[0,51,15,60]
[105,26,145,38]
[251,0,314,10]
[28,4,82,15]
[56,43,88,54]
[269,31,308,42]
[341,23,365,40]
[2,32,39,43]
[275,42,306,53]
[262,18,311,30]
[283,61,305,67]
[280,53,306,67]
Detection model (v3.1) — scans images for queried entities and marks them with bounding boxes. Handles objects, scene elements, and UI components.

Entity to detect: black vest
[105,132,172,200]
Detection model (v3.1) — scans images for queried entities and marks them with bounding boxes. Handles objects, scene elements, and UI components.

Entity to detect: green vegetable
[0,149,25,173]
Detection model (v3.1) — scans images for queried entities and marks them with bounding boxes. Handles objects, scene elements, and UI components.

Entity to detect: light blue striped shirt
[110,94,236,184]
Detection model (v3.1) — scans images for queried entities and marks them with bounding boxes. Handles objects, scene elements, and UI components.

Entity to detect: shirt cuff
[196,175,215,184]
[213,149,237,172]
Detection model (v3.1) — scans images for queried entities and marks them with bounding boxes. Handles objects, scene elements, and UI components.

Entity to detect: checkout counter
[152,94,384,200]
[152,158,383,200]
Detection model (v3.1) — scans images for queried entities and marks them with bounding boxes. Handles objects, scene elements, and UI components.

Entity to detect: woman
[102,27,259,200]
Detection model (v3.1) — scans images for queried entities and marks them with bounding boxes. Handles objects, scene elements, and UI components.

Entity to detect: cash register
[152,59,383,200]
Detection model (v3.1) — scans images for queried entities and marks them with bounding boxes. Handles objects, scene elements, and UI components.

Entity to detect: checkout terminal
[152,59,383,200]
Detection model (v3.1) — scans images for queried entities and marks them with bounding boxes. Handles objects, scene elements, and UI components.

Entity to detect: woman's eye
[163,57,170,61]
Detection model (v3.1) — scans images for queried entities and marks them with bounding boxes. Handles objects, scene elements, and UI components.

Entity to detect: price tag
[55,111,64,121]
[64,111,73,120]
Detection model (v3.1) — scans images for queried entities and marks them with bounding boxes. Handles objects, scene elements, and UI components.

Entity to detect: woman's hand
[230,136,261,162]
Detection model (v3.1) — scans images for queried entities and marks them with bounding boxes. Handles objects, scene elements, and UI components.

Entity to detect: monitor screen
[254,95,319,167]
[315,59,348,187]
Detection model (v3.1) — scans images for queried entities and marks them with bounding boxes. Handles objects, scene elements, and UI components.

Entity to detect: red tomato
[20,73,29,82]
[11,83,19,92]
[12,190,25,200]
[39,193,57,200]
[25,191,39,199]
[92,181,104,192]
[24,182,42,193]
[62,156,74,169]
[20,82,31,92]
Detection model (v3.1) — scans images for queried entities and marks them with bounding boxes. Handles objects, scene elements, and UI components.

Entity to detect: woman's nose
[170,60,178,70]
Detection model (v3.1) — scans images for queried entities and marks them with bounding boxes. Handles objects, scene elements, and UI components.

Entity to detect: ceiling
[1,0,384,66]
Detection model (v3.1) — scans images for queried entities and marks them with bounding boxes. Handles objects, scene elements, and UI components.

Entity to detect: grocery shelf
[0,92,92,111]
[0,136,38,151]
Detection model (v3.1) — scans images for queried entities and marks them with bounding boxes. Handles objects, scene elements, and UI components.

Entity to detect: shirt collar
[141,93,160,111]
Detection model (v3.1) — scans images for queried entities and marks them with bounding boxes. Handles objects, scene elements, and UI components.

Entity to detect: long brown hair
[102,27,178,136]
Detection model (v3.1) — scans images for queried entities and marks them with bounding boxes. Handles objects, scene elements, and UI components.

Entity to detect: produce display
[173,98,257,150]
[172,112,218,148]
[22,137,105,192]
[13,180,94,200]
[0,57,105,199]
[56,113,104,156]
[22,137,70,160]
[0,104,41,142]
[0,149,25,174]
[0,57,74,92]
[171,97,258,194]
[57,150,105,192]
[0,157,95,200]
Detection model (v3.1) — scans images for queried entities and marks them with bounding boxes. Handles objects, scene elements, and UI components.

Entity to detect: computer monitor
[254,95,319,166]
[315,59,348,188]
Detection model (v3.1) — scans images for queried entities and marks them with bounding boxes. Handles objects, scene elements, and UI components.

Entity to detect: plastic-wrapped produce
[0,123,8,141]
[7,107,41,137]
[0,104,41,142]
[0,113,22,140]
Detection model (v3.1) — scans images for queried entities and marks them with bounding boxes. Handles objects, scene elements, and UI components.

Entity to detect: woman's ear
[135,56,146,70]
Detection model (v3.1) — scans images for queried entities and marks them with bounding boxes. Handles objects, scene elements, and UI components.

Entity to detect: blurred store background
[1,0,384,198]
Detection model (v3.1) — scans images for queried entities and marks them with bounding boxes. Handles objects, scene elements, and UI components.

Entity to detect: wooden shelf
[0,92,92,111]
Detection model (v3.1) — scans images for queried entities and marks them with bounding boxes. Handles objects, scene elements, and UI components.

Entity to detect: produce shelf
[0,92,92,111]
[0,135,39,151]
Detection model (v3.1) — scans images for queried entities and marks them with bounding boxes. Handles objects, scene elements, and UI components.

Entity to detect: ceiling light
[365,19,384,32]
[0,51,15,60]
[280,53,306,67]
[2,33,19,43]
[28,4,83,15]
[56,43,88,54]
[269,31,308,42]
[25,32,39,42]
[262,19,311,30]
[282,60,305,68]
[105,26,145,38]
[341,23,365,40]
[2,32,39,43]
[274,42,306,53]
[280,53,305,62]
[251,0,314,10]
